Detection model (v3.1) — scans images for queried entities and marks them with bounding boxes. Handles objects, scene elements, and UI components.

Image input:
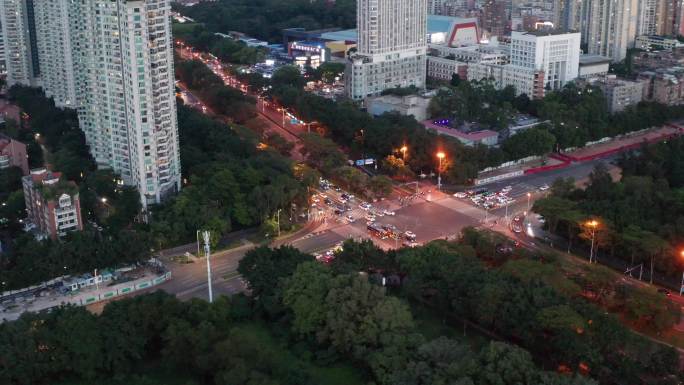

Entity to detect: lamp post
[203,231,214,303]
[400,146,407,161]
[587,220,599,263]
[436,152,445,190]
[526,192,531,212]
[679,250,684,296]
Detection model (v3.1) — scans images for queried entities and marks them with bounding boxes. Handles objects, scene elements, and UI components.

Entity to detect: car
[372,209,384,217]
[539,184,550,191]
[319,194,328,199]
[359,203,372,210]
[454,192,467,198]
[502,185,512,191]
[365,214,376,222]
[334,209,342,215]
[312,197,320,203]
[346,214,355,223]
[658,288,672,297]
[383,209,395,216]
[341,193,350,200]
[404,231,416,240]
[324,198,332,205]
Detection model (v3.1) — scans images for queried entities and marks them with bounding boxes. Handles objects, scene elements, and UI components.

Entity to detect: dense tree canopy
[173,0,357,43]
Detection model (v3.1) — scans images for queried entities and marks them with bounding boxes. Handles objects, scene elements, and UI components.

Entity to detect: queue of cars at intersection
[312,178,420,251]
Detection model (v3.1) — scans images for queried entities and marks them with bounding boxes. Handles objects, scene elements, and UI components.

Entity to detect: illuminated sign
[290,42,324,53]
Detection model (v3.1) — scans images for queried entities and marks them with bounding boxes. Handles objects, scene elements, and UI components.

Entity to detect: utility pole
[203,231,213,303]
[196,230,201,257]
[276,209,282,237]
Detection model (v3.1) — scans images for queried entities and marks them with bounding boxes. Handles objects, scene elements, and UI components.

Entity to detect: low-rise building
[468,62,546,99]
[427,56,469,81]
[0,133,28,175]
[22,168,84,240]
[367,94,432,121]
[637,68,684,105]
[0,99,21,124]
[422,119,499,146]
[578,55,611,79]
[635,35,684,51]
[586,75,644,113]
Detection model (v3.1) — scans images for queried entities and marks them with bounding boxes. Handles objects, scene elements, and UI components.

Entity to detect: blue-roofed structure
[320,29,359,42]
[315,15,479,47]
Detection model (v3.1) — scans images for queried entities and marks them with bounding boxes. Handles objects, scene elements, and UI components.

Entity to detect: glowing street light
[527,192,532,211]
[436,152,445,190]
[586,220,599,264]
[400,146,408,161]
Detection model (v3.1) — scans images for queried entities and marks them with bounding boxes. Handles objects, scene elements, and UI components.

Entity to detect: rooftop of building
[319,29,358,42]
[427,15,478,33]
[23,168,78,200]
[579,54,612,65]
[422,120,498,141]
[318,15,480,44]
[513,29,580,37]
[0,132,22,151]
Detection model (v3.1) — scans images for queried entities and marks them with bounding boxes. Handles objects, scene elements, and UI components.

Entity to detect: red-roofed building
[0,133,28,175]
[22,168,83,240]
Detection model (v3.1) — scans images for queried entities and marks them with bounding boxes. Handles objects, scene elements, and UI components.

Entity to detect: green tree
[237,246,313,299]
[283,261,334,335]
[476,342,539,385]
[501,127,556,159]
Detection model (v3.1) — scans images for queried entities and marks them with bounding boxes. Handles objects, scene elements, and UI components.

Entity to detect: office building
[22,168,84,240]
[0,132,28,175]
[468,30,581,98]
[583,0,638,62]
[346,0,428,100]
[1,0,182,207]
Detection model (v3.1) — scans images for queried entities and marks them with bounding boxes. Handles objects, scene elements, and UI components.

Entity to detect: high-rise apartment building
[482,0,508,37]
[346,0,428,100]
[582,0,638,62]
[0,0,39,86]
[1,0,181,207]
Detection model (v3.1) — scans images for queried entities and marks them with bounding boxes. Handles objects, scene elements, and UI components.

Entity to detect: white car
[539,184,550,191]
[383,209,395,216]
[365,214,376,222]
[359,203,372,210]
[346,214,355,223]
[454,192,467,198]
[502,185,512,191]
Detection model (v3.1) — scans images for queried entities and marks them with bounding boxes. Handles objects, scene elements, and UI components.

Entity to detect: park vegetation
[534,138,684,285]
[0,229,678,384]
[173,0,356,43]
[173,23,267,65]
[0,84,310,289]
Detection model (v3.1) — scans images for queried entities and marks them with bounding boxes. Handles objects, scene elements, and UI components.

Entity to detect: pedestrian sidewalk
[0,267,171,322]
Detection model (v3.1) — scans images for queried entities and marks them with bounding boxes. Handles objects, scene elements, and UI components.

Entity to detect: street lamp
[526,192,531,211]
[436,152,445,190]
[586,220,599,264]
[400,146,408,161]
